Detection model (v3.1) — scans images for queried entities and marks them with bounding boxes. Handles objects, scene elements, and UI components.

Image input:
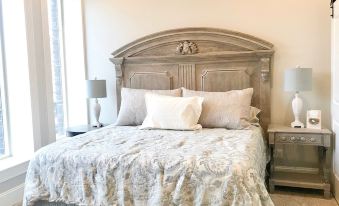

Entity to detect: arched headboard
[110,28,274,131]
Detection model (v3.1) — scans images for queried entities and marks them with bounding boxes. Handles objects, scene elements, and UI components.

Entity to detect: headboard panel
[110,28,274,131]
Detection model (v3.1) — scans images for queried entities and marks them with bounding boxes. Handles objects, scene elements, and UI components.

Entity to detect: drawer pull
[281,136,286,141]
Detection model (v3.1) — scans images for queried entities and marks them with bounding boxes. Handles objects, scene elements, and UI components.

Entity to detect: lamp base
[291,120,304,128]
[92,122,103,128]
[93,98,103,128]
[290,92,305,128]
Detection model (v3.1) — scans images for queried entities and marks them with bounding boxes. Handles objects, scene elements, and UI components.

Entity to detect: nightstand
[66,124,107,137]
[267,124,332,198]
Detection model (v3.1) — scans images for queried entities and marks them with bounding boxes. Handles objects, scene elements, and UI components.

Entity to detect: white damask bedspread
[23,125,273,206]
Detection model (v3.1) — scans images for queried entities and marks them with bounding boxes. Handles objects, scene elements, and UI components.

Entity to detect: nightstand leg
[269,145,275,175]
[318,147,324,180]
[269,180,275,193]
[319,146,330,198]
[324,184,331,199]
[269,144,275,193]
[322,147,329,184]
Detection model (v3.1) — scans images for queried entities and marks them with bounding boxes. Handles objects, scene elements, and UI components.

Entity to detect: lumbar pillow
[140,93,203,130]
[115,88,182,125]
[182,88,253,129]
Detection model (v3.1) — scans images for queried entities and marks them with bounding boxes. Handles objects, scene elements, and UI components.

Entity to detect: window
[0,106,4,156]
[0,84,6,158]
[0,2,8,158]
[0,0,87,164]
[48,0,67,138]
[47,0,87,138]
[0,0,87,159]
[0,0,34,160]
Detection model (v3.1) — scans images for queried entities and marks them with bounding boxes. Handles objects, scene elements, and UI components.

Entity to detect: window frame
[0,0,12,160]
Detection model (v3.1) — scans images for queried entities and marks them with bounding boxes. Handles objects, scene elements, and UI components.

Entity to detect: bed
[23,28,274,206]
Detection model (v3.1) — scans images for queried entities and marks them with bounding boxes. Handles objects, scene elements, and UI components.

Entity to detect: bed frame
[110,27,274,131]
[36,27,274,206]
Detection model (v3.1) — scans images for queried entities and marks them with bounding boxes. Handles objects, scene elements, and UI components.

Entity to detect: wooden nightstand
[66,124,107,137]
[267,124,332,198]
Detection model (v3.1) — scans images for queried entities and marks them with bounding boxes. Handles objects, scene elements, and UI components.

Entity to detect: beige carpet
[270,187,338,206]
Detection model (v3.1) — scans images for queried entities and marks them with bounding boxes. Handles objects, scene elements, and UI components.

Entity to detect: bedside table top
[268,124,331,135]
[67,124,108,133]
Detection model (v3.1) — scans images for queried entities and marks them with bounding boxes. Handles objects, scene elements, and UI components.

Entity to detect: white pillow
[182,88,254,129]
[115,88,182,126]
[140,93,204,130]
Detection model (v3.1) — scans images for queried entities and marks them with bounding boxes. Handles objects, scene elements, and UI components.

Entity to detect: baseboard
[0,183,24,206]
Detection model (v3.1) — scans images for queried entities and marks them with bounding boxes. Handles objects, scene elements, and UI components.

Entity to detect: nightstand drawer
[275,133,322,145]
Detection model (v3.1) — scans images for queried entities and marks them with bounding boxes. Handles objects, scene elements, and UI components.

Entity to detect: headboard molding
[110,27,274,130]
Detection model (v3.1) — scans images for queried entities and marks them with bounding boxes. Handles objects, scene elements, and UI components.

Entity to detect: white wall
[83,0,331,128]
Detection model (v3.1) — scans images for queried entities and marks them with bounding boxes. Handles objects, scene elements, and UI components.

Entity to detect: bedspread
[23,125,273,206]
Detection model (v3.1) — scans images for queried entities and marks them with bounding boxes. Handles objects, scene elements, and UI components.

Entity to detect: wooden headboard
[110,28,274,131]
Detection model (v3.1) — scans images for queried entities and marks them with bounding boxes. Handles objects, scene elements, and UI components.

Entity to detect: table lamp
[284,66,312,128]
[87,79,107,127]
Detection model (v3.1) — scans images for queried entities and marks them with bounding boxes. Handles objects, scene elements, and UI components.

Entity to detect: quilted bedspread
[23,125,273,206]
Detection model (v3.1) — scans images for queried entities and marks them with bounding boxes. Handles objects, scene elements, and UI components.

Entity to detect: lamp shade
[87,80,107,98]
[284,67,312,92]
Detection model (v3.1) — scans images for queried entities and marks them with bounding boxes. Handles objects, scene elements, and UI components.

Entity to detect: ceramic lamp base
[291,120,304,128]
[93,122,103,128]
[93,98,103,127]
[291,92,304,128]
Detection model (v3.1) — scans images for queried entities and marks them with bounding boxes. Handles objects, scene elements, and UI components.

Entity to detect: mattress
[23,125,273,206]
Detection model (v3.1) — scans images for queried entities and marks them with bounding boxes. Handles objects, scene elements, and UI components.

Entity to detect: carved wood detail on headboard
[129,71,173,90]
[178,64,196,90]
[110,28,274,131]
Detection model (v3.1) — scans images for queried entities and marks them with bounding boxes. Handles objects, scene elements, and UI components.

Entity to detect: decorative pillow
[140,93,204,130]
[115,88,182,125]
[182,88,254,129]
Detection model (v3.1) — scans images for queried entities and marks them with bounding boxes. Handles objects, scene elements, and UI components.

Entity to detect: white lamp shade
[284,67,312,92]
[87,80,107,98]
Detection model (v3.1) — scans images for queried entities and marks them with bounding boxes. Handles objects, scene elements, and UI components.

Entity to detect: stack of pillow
[115,87,260,130]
